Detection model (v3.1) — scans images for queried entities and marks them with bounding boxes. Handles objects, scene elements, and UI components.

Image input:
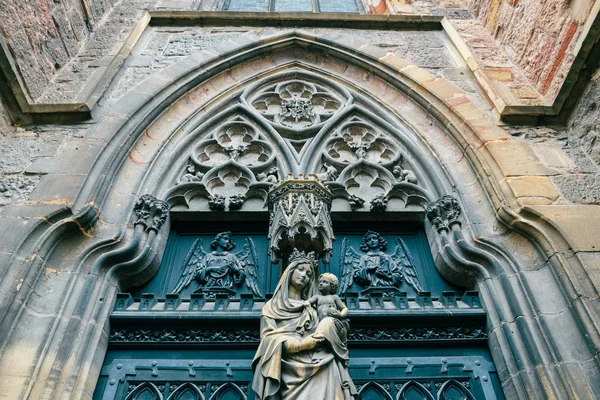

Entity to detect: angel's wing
[391,237,424,292]
[172,238,207,294]
[235,237,263,297]
[339,237,362,294]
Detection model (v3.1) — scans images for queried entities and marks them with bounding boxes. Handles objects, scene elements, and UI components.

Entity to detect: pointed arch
[125,382,163,400]
[357,382,393,400]
[208,383,246,400]
[396,381,434,400]
[166,383,205,400]
[436,379,475,400]
[3,28,597,400]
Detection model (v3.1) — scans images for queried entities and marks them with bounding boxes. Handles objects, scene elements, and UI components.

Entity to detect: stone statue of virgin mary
[251,249,357,400]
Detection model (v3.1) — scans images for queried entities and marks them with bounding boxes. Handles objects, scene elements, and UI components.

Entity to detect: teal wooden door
[95,225,504,400]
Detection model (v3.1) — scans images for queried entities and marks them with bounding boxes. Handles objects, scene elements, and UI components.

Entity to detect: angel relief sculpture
[172,232,263,297]
[340,231,424,294]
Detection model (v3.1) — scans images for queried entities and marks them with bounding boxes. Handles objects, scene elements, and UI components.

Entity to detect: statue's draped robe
[252,265,357,400]
[354,252,402,287]
[198,251,241,288]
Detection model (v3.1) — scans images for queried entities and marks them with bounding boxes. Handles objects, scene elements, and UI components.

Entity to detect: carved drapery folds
[267,177,334,263]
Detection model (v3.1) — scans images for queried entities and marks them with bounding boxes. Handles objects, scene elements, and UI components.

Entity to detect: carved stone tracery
[245,78,346,134]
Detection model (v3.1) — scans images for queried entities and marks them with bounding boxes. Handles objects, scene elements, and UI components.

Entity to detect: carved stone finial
[268,177,334,264]
[134,194,169,232]
[426,195,461,232]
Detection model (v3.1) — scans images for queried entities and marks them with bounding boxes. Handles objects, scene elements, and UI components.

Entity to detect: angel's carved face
[365,233,380,250]
[290,263,312,290]
[218,234,231,249]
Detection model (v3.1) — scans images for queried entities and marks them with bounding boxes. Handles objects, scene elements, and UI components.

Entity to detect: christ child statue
[303,273,350,363]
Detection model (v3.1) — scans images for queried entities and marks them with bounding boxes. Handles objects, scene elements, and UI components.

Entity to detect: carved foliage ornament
[426,195,462,232]
[108,325,486,343]
[134,194,169,232]
[268,177,334,263]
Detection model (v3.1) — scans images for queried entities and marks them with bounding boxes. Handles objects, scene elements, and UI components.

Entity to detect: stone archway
[0,30,598,400]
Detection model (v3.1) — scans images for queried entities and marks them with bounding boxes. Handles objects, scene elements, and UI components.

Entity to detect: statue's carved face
[318,276,335,294]
[218,234,232,250]
[365,233,380,250]
[290,263,313,290]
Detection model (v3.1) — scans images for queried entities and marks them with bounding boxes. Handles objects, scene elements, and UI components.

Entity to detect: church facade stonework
[1,3,600,400]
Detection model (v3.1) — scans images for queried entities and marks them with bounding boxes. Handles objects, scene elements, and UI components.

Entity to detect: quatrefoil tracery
[242,72,351,138]
[193,123,275,169]
[323,123,401,168]
[168,71,430,212]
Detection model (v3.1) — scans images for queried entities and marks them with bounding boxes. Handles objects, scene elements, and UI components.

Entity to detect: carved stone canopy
[268,176,334,264]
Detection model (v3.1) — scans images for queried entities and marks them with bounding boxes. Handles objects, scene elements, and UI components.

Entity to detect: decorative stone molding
[268,176,334,263]
[108,325,486,343]
[426,195,461,232]
[133,194,169,232]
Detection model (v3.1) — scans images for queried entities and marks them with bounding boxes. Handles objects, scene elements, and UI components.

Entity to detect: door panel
[95,355,502,400]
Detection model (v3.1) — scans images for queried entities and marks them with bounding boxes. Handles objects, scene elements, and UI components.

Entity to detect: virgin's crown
[289,248,318,268]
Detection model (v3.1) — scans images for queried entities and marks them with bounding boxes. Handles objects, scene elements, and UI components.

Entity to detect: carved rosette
[134,194,169,232]
[426,195,461,232]
[268,177,334,264]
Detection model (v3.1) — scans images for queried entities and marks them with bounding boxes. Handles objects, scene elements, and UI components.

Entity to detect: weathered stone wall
[554,66,600,204]
[0,0,119,100]
[463,0,594,100]
[0,98,14,137]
